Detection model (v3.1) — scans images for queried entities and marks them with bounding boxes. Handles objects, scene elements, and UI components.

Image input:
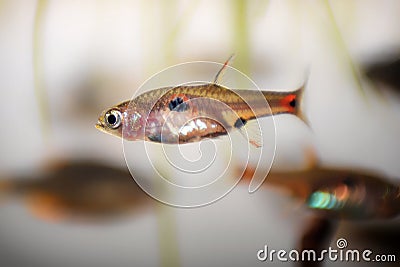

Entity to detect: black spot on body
[168,97,189,112]
[147,134,162,142]
[234,117,247,128]
[289,98,296,108]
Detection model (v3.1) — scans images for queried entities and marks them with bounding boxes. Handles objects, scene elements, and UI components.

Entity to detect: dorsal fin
[213,54,235,84]
[234,118,263,148]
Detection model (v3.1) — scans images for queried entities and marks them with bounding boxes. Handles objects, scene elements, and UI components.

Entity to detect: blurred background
[1,0,400,266]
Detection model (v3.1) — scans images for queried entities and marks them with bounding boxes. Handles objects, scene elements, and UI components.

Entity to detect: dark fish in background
[0,161,152,222]
[365,57,400,90]
[239,164,400,267]
[240,165,400,220]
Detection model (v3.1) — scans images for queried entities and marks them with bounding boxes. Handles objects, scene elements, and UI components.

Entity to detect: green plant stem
[323,0,367,99]
[232,0,250,75]
[33,0,51,140]
[156,203,180,267]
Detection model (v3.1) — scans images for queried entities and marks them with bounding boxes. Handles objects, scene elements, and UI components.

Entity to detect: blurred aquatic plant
[156,203,181,267]
[232,0,250,75]
[33,0,51,140]
[151,157,181,267]
[322,0,366,99]
[162,0,200,64]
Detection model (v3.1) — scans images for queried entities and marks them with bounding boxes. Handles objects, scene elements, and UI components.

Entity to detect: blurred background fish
[365,56,400,92]
[0,161,152,222]
[240,164,400,220]
[239,154,400,267]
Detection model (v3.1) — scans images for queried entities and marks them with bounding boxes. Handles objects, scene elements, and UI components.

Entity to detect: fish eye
[105,109,122,129]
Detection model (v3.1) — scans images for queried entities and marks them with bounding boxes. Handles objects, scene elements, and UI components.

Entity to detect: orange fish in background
[365,57,400,91]
[0,161,152,222]
[96,56,308,147]
[239,160,400,220]
[239,150,400,267]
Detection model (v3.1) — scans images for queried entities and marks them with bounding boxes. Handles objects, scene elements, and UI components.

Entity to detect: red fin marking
[169,93,189,102]
[280,94,297,113]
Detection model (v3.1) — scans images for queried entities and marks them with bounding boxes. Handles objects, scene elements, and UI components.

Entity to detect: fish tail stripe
[262,85,309,126]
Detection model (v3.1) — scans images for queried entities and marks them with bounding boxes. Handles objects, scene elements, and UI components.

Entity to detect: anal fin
[235,118,262,148]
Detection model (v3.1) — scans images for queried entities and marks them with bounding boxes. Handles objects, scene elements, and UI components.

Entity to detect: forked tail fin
[293,84,309,127]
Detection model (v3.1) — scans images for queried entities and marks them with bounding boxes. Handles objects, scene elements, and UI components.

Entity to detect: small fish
[240,165,400,220]
[96,57,307,147]
[0,161,151,221]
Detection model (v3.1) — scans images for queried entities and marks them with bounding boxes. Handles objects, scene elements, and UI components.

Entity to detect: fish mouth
[95,121,104,131]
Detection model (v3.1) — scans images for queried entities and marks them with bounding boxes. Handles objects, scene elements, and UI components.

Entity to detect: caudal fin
[263,79,310,126]
[292,84,310,127]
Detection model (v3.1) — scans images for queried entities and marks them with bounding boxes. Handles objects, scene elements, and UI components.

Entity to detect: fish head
[96,100,145,141]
